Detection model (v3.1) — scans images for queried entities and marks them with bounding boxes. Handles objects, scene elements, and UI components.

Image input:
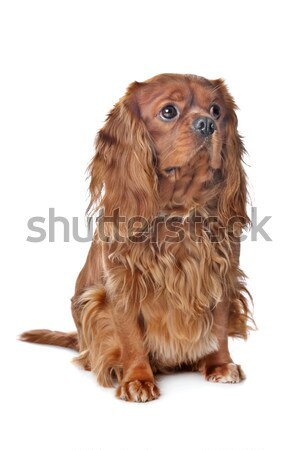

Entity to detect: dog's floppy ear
[214,80,249,230]
[88,82,159,235]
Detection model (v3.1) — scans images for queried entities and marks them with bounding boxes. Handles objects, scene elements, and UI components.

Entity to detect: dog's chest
[138,225,230,307]
[137,234,229,368]
[141,292,219,370]
[107,225,231,368]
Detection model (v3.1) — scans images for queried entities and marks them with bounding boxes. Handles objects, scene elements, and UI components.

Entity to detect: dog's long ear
[88,82,159,233]
[214,80,249,230]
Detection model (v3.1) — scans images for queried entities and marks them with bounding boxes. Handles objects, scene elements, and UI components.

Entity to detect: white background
[1,1,299,449]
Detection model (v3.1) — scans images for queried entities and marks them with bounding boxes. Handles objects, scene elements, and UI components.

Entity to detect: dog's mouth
[195,136,214,153]
[159,136,218,179]
[162,146,213,177]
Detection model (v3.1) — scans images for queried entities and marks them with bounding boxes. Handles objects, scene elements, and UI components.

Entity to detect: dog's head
[136,74,226,174]
[89,74,248,228]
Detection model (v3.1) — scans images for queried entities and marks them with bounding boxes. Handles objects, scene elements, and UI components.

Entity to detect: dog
[21,73,254,402]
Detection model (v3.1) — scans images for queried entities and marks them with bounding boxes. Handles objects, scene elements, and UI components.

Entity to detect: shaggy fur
[21,73,254,402]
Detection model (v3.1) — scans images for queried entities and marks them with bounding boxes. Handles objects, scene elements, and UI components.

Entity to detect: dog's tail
[19,329,79,351]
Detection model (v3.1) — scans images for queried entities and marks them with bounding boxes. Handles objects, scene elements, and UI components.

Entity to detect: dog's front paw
[205,363,245,383]
[116,380,160,402]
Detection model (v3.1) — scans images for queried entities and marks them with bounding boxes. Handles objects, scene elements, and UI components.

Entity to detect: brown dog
[21,74,253,402]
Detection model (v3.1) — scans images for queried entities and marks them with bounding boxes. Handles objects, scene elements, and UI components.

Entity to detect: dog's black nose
[192,117,215,136]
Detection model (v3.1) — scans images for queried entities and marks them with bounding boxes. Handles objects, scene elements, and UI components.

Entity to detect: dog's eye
[160,105,178,120]
[210,104,221,119]
[165,167,176,174]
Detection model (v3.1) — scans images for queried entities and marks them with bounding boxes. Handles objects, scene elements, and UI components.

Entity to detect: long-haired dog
[21,73,254,402]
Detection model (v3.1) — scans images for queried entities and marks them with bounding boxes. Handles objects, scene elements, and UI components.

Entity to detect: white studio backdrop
[0,1,299,450]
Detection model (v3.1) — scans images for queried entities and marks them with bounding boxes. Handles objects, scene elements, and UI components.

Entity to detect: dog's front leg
[198,297,245,383]
[113,303,160,402]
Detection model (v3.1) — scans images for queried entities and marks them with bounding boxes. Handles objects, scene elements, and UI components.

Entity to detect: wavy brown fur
[21,74,254,401]
[20,330,79,350]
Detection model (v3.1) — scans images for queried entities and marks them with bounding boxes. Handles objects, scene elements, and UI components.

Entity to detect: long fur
[21,74,254,401]
[20,330,79,350]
